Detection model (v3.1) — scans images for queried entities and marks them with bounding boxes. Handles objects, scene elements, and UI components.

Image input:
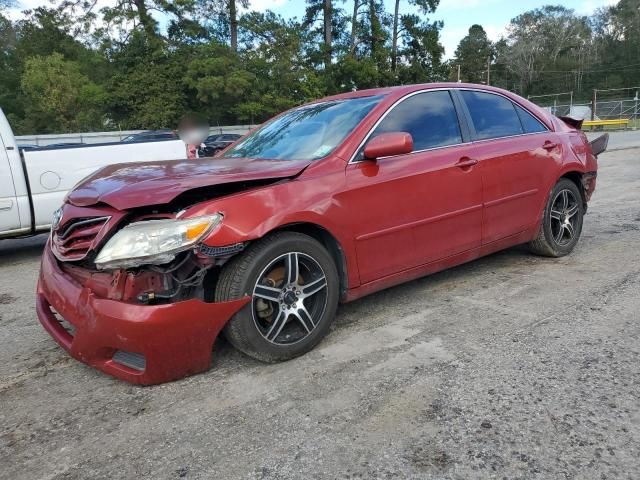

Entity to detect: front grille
[52,216,110,261]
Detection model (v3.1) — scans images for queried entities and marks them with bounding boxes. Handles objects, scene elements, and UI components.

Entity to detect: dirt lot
[1,148,639,480]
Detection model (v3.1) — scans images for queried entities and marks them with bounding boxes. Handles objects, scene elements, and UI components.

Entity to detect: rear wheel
[215,232,339,362]
[529,178,584,257]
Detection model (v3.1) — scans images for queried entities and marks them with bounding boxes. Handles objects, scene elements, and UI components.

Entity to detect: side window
[370,90,462,152]
[515,104,547,133]
[460,90,523,140]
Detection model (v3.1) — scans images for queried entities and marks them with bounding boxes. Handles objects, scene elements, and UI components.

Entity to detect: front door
[341,90,483,284]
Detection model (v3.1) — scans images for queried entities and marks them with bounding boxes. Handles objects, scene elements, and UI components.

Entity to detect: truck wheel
[529,178,584,257]
[215,232,339,362]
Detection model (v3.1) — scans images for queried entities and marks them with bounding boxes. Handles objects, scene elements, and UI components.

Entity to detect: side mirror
[363,132,413,160]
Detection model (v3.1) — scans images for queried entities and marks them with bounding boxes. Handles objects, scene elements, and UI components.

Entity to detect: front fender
[186,172,361,289]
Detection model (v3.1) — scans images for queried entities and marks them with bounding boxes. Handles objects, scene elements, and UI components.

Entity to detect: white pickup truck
[0,108,188,239]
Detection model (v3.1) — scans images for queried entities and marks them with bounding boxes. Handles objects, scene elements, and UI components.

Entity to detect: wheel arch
[559,170,587,208]
[269,222,349,300]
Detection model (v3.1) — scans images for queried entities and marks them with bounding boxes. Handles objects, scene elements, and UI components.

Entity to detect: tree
[359,0,390,77]
[184,43,255,124]
[20,53,105,132]
[196,0,250,52]
[240,11,324,118]
[2,0,639,135]
[104,31,188,129]
[349,0,363,54]
[323,0,332,66]
[0,13,21,125]
[451,24,493,84]
[304,0,334,69]
[397,14,445,83]
[591,0,640,88]
[504,6,592,94]
[99,0,197,50]
[229,0,251,52]
[391,0,439,72]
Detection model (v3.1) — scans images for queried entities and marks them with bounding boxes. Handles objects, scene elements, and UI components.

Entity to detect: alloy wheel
[549,189,580,246]
[252,252,328,345]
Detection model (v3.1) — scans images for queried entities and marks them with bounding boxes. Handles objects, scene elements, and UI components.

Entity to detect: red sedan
[37,83,602,384]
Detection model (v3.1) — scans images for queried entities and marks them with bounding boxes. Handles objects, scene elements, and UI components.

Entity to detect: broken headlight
[94,214,222,270]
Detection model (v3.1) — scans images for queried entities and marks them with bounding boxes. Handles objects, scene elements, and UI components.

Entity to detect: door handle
[542,141,558,151]
[456,157,478,169]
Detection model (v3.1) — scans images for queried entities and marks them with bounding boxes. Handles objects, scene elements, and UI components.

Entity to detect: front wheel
[529,178,584,257]
[215,232,339,362]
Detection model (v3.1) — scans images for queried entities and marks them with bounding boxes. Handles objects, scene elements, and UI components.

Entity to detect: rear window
[515,105,548,133]
[461,90,523,140]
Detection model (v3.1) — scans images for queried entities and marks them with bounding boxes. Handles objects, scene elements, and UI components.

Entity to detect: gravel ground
[1,148,639,480]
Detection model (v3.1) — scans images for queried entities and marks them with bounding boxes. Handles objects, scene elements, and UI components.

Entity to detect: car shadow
[209,244,533,371]
[334,244,533,327]
[0,234,48,264]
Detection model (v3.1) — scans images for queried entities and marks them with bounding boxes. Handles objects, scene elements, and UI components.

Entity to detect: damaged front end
[36,156,312,384]
[50,205,246,307]
[37,197,259,385]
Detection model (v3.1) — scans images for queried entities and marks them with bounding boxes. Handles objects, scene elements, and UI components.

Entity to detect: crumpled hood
[66,157,311,210]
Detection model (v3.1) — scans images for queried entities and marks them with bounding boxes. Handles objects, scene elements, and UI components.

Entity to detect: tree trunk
[324,0,332,67]
[391,0,400,71]
[350,0,359,54]
[368,0,383,67]
[230,0,238,52]
[133,0,160,48]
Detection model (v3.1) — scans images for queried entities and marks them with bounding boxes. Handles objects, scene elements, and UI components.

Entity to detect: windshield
[221,95,384,161]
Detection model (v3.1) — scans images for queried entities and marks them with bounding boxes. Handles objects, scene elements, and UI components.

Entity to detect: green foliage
[397,14,445,84]
[448,2,640,100]
[451,25,492,84]
[0,13,21,124]
[2,1,638,134]
[20,53,106,132]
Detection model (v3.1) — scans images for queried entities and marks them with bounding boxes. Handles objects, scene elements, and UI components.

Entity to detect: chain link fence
[528,87,640,127]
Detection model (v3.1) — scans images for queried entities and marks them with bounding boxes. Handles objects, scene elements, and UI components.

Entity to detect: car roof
[315,82,552,130]
[321,82,521,102]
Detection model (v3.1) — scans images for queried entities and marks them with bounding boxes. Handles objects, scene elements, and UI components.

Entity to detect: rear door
[455,89,557,245]
[0,137,21,234]
[343,90,483,284]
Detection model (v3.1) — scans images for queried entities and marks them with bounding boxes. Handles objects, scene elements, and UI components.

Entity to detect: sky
[7,0,620,59]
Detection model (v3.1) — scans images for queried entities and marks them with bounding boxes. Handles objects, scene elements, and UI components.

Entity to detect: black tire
[529,178,584,257]
[215,232,339,362]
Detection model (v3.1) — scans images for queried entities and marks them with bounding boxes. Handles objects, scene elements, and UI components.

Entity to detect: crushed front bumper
[36,243,249,385]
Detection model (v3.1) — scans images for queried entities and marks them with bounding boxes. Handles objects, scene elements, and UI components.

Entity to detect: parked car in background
[36,83,606,385]
[199,133,243,157]
[42,142,85,149]
[0,108,188,240]
[121,130,178,143]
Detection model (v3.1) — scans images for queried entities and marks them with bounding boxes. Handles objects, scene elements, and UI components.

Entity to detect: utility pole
[591,89,597,121]
[486,56,491,86]
[457,64,461,83]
